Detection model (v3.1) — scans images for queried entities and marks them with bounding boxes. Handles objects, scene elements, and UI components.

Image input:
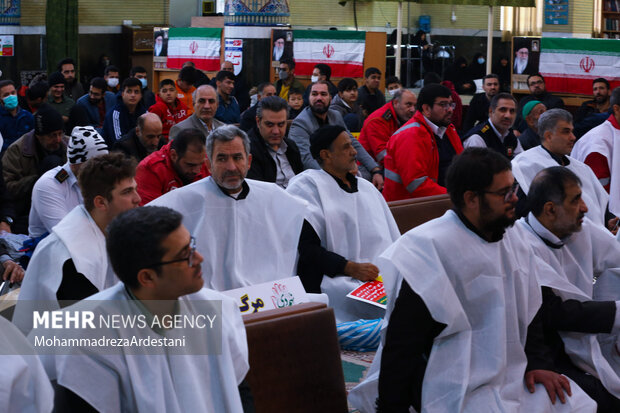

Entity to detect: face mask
[310,75,319,83]
[107,78,119,88]
[278,70,289,81]
[2,94,18,110]
[477,57,485,65]
[250,94,258,107]
[388,89,398,97]
[139,78,147,89]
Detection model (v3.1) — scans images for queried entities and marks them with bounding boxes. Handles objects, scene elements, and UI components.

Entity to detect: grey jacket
[288,107,378,171]
[168,114,225,140]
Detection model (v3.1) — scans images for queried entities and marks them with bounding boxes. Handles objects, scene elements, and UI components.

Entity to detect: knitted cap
[67,126,109,164]
[34,107,64,135]
[48,71,65,86]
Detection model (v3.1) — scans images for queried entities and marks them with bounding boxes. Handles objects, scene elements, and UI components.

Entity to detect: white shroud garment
[149,177,306,290]
[571,119,620,216]
[13,205,117,335]
[511,145,608,226]
[47,283,249,413]
[0,316,53,413]
[516,214,620,398]
[286,169,400,322]
[349,210,596,413]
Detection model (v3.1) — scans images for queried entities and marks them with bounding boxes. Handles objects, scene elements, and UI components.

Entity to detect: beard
[479,198,517,242]
[273,45,284,60]
[514,56,528,74]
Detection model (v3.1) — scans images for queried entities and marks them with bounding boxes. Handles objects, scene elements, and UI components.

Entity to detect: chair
[388,194,453,234]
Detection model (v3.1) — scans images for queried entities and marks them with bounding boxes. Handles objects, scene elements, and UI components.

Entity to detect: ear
[542,201,556,218]
[135,126,140,136]
[136,268,158,289]
[319,148,330,163]
[255,116,260,127]
[170,148,178,163]
[92,194,107,212]
[247,153,252,168]
[421,103,432,116]
[463,190,479,209]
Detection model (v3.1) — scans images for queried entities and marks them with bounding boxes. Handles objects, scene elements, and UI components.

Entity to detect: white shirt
[267,140,295,188]
[423,115,446,139]
[28,163,83,238]
[464,117,524,155]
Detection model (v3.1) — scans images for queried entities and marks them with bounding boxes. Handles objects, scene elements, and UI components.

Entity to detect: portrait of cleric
[154,30,168,57]
[513,37,540,75]
[272,30,293,62]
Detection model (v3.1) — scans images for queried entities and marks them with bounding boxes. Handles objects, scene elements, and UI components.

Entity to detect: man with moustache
[136,128,209,205]
[149,125,306,291]
[463,93,522,159]
[462,74,500,132]
[382,84,463,201]
[354,148,596,413]
[516,74,565,132]
[574,78,612,138]
[76,77,117,135]
[114,112,164,162]
[169,85,224,140]
[288,81,383,189]
[512,109,608,226]
[518,101,547,150]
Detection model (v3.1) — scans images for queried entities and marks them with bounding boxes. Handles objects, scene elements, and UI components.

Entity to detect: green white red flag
[166,28,221,71]
[293,30,366,77]
[539,37,620,94]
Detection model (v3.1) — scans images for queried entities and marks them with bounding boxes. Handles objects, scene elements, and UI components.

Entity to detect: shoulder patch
[382,110,393,121]
[54,169,69,183]
[481,125,490,133]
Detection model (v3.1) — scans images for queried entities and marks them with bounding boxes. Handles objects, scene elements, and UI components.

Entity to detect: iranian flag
[539,37,620,95]
[166,28,221,71]
[293,30,366,78]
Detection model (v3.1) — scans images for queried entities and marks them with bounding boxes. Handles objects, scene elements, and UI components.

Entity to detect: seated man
[517,167,620,412]
[351,147,595,413]
[169,85,224,140]
[358,89,416,167]
[463,92,522,159]
[46,71,75,125]
[574,78,611,138]
[214,70,241,125]
[14,153,140,334]
[114,112,163,162]
[29,125,109,238]
[75,77,116,135]
[102,77,146,145]
[3,107,67,234]
[512,109,608,226]
[149,125,306,291]
[330,78,361,132]
[382,84,463,201]
[136,128,209,205]
[518,100,546,151]
[49,206,252,412]
[0,79,34,152]
[462,74,500,133]
[288,125,400,323]
[239,82,276,135]
[148,79,190,140]
[247,96,303,188]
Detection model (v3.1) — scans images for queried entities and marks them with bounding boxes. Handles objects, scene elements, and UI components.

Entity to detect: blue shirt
[0,106,34,152]
[215,94,240,125]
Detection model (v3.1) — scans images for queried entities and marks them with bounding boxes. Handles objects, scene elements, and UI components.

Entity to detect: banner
[293,30,365,78]
[539,37,620,94]
[166,28,221,71]
[224,39,243,76]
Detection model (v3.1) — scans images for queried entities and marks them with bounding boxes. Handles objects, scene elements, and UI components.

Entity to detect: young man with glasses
[351,147,596,412]
[50,206,253,412]
[14,153,141,334]
[515,73,565,133]
[382,83,463,201]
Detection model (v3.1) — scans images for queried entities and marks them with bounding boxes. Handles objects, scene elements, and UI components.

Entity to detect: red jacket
[136,142,210,205]
[148,95,190,140]
[358,100,401,166]
[383,111,463,201]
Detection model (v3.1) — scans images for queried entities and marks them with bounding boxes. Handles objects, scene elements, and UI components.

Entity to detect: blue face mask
[139,78,147,89]
[477,57,485,65]
[2,94,18,110]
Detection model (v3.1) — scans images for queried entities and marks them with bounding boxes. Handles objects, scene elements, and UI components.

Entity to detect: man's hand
[344,261,379,282]
[607,217,619,235]
[525,369,571,405]
[0,222,11,233]
[2,260,24,283]
[371,173,384,191]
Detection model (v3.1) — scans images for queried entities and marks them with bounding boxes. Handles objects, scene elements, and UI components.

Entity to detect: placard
[0,36,14,57]
[222,276,309,314]
[224,38,243,76]
[346,280,387,309]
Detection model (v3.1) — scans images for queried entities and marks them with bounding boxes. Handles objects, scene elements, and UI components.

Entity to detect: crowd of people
[0,53,620,412]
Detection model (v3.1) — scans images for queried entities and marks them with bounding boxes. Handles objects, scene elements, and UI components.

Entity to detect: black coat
[246,129,304,183]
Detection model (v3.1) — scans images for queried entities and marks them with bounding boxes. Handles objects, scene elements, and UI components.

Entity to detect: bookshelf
[602,1,620,38]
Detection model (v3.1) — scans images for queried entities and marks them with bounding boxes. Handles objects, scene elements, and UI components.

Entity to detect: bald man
[114,112,164,161]
[169,85,225,140]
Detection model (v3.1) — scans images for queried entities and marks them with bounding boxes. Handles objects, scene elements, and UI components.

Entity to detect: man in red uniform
[136,127,209,205]
[148,79,190,141]
[358,89,417,166]
[383,84,463,201]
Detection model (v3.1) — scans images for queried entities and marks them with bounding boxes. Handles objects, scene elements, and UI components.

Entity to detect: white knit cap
[67,126,109,165]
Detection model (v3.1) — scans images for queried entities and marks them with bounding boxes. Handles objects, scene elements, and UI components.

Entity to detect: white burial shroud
[13,205,117,335]
[516,214,620,399]
[286,169,400,323]
[149,177,307,290]
[0,316,53,413]
[349,210,596,413]
[571,119,620,216]
[49,283,249,413]
[511,145,608,226]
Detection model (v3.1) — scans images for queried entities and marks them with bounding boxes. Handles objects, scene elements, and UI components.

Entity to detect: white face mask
[310,75,319,83]
[388,89,398,97]
[107,78,119,88]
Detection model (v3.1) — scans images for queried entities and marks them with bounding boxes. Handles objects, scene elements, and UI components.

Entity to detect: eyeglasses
[482,182,519,202]
[529,80,544,86]
[145,236,197,269]
[435,101,456,110]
